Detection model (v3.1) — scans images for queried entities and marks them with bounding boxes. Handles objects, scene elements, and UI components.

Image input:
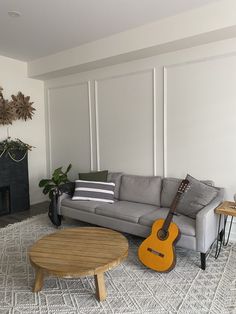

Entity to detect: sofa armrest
[57,193,71,215]
[58,182,75,196]
[57,182,75,215]
[196,188,224,253]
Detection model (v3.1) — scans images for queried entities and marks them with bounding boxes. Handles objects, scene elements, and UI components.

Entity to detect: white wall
[45,37,236,240]
[165,56,236,196]
[0,55,47,204]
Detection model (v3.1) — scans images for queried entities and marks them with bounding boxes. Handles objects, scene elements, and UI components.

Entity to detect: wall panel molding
[152,68,157,176]
[45,88,52,176]
[163,52,236,178]
[94,80,100,170]
[163,66,168,178]
[87,81,94,171]
[94,68,157,174]
[46,81,93,174]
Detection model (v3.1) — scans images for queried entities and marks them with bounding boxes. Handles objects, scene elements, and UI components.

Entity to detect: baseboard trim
[30,196,48,206]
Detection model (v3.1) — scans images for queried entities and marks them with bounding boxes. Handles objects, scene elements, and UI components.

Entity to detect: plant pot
[48,193,61,227]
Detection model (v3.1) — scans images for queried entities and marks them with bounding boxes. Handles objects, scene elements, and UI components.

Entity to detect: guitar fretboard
[161,182,188,233]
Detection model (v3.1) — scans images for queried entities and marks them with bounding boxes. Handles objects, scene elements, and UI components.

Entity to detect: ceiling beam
[28,0,236,80]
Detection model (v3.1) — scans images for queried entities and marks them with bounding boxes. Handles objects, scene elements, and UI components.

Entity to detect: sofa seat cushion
[119,175,162,206]
[95,201,158,223]
[61,198,102,213]
[139,208,196,236]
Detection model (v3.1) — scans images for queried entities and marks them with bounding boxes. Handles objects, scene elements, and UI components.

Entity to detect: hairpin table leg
[215,201,236,258]
[215,214,223,259]
[223,216,234,246]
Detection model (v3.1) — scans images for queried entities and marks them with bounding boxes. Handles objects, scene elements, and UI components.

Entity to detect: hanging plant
[0,137,33,162]
[11,92,35,121]
[0,97,15,126]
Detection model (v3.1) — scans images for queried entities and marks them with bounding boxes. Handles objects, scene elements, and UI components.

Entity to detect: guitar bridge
[147,247,164,258]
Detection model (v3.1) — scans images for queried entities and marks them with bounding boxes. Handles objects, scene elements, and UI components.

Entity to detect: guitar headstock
[177,179,189,194]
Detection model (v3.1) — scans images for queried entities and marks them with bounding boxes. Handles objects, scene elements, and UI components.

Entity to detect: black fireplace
[0,186,10,215]
[0,150,30,215]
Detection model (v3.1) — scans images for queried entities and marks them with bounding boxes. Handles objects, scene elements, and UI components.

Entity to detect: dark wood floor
[0,201,49,228]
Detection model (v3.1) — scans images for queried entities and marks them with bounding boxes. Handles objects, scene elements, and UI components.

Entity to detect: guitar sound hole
[157,229,169,240]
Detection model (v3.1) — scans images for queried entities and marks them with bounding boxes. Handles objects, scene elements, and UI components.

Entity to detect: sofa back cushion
[161,177,215,208]
[107,172,123,199]
[161,175,218,218]
[79,170,108,182]
[119,174,162,206]
[177,174,218,218]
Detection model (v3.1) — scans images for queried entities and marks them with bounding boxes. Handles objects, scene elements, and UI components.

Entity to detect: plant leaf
[66,163,72,174]
[39,163,72,199]
[39,179,51,187]
[43,184,56,195]
[53,167,63,177]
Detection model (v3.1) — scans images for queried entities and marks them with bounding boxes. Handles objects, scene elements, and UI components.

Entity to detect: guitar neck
[170,193,182,214]
[161,179,189,233]
[162,193,182,232]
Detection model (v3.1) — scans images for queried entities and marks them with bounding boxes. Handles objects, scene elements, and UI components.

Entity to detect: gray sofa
[58,173,224,270]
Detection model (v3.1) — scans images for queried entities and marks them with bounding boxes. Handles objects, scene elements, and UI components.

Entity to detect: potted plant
[39,164,72,226]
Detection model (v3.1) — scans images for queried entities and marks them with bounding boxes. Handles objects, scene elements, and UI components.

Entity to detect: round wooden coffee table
[28,227,129,301]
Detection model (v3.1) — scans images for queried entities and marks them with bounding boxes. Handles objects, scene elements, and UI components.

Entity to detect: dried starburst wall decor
[0,98,15,125]
[0,86,3,99]
[0,87,15,125]
[11,92,35,121]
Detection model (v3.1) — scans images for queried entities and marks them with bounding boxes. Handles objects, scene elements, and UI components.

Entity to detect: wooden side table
[214,201,236,259]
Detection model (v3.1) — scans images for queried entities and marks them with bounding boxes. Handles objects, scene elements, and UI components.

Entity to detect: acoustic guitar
[138,179,189,272]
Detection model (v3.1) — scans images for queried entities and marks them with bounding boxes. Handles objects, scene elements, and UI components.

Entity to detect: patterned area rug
[0,214,235,314]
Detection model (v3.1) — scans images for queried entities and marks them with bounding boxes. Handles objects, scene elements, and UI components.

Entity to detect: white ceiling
[0,0,220,62]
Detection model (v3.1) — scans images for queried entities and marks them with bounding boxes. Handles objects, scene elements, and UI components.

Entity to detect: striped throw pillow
[72,180,115,203]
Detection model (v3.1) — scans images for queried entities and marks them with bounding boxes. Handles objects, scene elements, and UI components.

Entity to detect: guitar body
[138,219,180,272]
[138,179,189,272]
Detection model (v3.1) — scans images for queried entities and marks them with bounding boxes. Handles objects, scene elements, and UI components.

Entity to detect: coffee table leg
[94,273,107,301]
[33,268,44,292]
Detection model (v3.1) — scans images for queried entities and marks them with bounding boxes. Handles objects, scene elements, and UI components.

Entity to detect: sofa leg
[200,253,206,270]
